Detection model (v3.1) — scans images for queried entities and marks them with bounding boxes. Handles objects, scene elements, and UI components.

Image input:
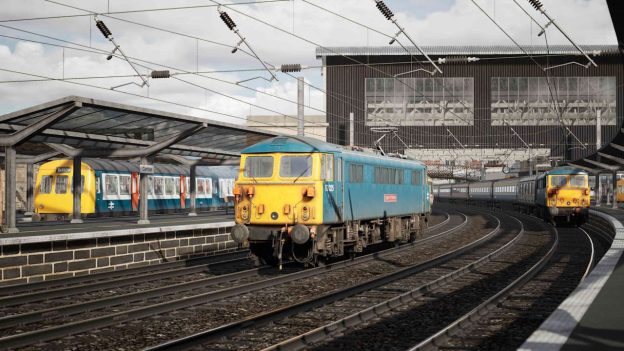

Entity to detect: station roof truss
[0,96,278,165]
[315,45,620,58]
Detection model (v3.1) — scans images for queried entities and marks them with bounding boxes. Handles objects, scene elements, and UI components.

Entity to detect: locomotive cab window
[40,175,52,194]
[570,175,587,187]
[280,155,312,178]
[550,176,567,187]
[244,156,274,178]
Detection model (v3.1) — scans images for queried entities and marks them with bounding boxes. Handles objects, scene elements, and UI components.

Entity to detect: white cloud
[0,0,616,123]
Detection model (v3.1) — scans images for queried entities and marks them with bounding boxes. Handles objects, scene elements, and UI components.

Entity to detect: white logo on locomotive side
[324,184,335,192]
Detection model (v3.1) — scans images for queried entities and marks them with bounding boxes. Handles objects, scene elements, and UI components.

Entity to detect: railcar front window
[56,176,69,194]
[570,175,587,187]
[280,155,312,178]
[40,175,52,194]
[551,176,567,187]
[244,156,274,178]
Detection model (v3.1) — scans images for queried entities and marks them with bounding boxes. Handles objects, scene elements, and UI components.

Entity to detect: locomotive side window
[40,175,53,194]
[349,164,364,183]
[411,171,422,185]
[104,174,118,195]
[321,154,334,180]
[119,175,131,195]
[244,156,273,178]
[570,175,587,187]
[551,176,567,187]
[280,155,312,178]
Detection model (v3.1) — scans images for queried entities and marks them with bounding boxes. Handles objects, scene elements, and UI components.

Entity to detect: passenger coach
[34,159,237,220]
[229,136,432,266]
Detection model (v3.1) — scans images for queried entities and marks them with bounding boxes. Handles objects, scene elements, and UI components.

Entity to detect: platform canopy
[568,0,624,174]
[0,95,278,164]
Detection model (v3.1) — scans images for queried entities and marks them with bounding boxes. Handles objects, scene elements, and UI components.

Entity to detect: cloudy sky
[0,0,617,124]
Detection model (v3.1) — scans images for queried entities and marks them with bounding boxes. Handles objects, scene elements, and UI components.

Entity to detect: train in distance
[434,167,591,225]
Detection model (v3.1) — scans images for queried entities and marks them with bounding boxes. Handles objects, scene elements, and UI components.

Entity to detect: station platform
[1,211,234,245]
[521,207,624,351]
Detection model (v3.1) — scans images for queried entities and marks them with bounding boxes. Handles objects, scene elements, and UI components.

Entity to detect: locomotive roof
[241,136,341,154]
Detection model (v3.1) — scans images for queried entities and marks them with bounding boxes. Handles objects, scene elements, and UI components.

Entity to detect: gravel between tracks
[16,212,484,350]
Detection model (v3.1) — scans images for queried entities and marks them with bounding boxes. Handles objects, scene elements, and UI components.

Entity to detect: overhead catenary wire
[0,0,290,23]
[207,0,478,130]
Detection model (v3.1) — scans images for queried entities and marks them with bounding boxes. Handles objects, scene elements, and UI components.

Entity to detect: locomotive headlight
[240,205,249,220]
[301,205,310,221]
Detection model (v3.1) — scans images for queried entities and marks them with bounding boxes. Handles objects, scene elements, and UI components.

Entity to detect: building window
[491,76,616,126]
[365,77,474,126]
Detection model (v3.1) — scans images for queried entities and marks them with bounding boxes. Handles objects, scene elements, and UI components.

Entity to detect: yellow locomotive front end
[230,152,327,252]
[546,173,590,223]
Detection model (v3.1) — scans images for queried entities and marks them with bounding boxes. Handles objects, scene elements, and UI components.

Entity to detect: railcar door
[131,172,139,211]
[180,175,186,209]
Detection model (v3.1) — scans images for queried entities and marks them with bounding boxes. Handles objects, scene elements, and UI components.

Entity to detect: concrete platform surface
[1,211,234,245]
[521,208,624,351]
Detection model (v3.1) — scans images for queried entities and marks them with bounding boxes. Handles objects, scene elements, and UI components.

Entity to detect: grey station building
[316,45,623,171]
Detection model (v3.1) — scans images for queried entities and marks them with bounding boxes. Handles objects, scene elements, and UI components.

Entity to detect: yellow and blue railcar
[34,159,237,220]
[229,136,431,265]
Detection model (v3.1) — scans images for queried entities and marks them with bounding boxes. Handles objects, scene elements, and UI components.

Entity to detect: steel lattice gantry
[0,95,277,233]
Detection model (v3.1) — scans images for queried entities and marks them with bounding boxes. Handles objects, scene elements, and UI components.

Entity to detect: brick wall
[0,226,236,285]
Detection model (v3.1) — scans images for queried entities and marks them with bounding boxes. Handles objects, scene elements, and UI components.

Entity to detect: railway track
[0,212,455,349]
[149,210,536,351]
[413,225,607,351]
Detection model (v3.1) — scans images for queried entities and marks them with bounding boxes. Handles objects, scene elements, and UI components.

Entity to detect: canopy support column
[188,165,197,217]
[71,156,83,223]
[138,157,151,225]
[25,163,34,215]
[3,146,18,233]
[613,171,619,209]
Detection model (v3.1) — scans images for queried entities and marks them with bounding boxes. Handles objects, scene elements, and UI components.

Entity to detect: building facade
[317,45,623,169]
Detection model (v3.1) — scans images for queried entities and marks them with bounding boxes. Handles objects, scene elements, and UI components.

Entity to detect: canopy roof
[0,96,278,164]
